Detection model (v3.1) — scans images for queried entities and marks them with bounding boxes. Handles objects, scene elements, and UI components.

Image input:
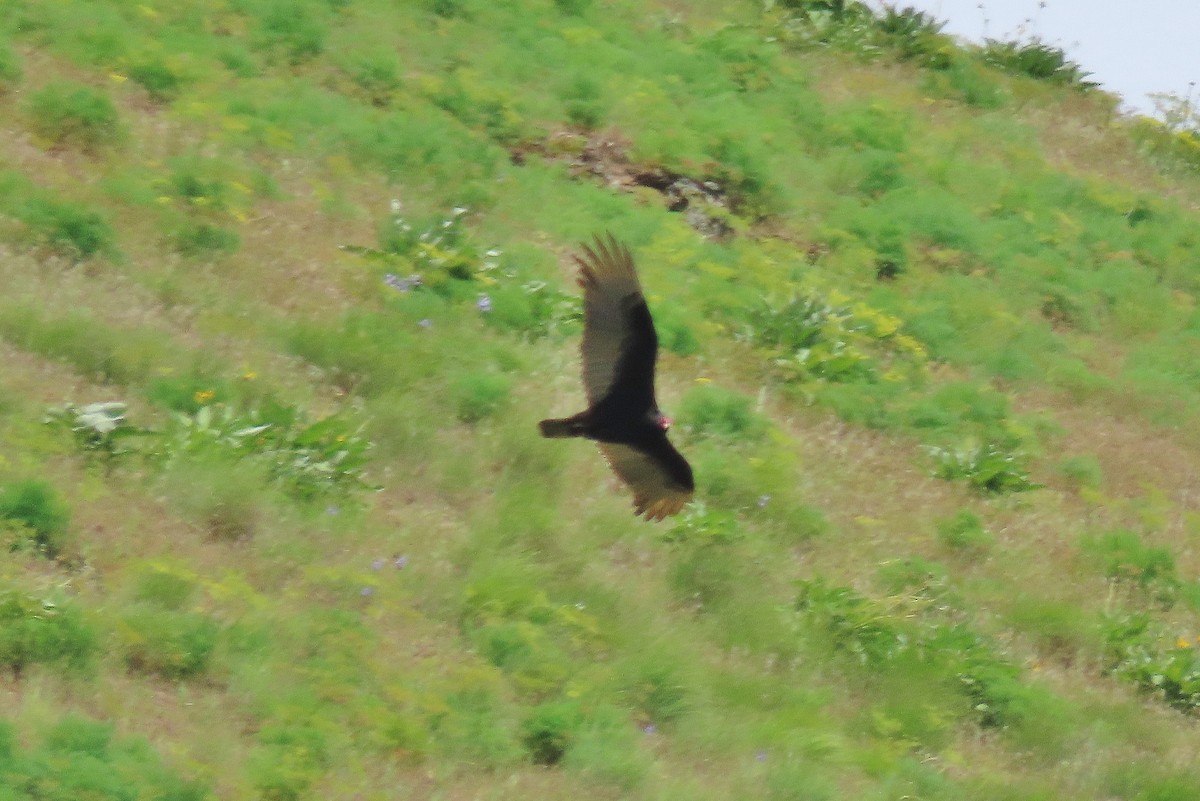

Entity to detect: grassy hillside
[2,0,1200,798]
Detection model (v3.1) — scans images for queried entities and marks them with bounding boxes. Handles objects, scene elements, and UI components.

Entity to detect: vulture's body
[539,235,694,520]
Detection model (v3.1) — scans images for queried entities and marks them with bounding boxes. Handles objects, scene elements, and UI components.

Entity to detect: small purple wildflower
[418,318,432,329]
[755,750,768,762]
[360,586,375,598]
[394,555,409,570]
[476,294,493,313]
[643,724,657,735]
[371,559,385,571]
[757,495,771,508]
[326,505,340,516]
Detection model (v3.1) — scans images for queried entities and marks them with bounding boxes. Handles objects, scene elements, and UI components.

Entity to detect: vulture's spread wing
[576,234,657,407]
[597,440,694,521]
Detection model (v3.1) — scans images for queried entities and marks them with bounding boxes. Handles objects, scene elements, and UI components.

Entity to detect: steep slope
[1,1,1200,798]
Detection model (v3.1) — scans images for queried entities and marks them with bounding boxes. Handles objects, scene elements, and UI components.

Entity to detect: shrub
[708,135,781,218]
[521,699,584,765]
[1080,529,1177,602]
[344,50,402,106]
[119,604,220,679]
[128,54,187,102]
[132,565,197,611]
[680,384,766,440]
[562,74,604,130]
[460,572,606,698]
[17,197,115,260]
[619,654,690,724]
[256,0,326,64]
[171,221,240,256]
[1056,454,1103,491]
[563,707,650,790]
[795,576,1039,729]
[453,371,511,423]
[27,82,122,152]
[935,509,992,553]
[0,311,163,385]
[0,715,207,800]
[163,459,266,541]
[0,479,71,556]
[248,723,330,801]
[0,586,96,676]
[925,60,1007,108]
[796,577,907,665]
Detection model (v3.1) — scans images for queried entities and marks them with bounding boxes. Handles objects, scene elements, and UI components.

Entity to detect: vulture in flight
[538,234,694,520]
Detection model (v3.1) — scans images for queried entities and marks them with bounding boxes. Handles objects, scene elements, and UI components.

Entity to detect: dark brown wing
[576,234,656,407]
[597,439,694,521]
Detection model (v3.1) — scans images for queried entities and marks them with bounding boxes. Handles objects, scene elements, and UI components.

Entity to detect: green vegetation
[1,0,1200,798]
[0,479,71,556]
[26,81,122,152]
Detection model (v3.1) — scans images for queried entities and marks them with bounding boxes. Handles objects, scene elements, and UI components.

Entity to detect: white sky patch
[866,0,1200,116]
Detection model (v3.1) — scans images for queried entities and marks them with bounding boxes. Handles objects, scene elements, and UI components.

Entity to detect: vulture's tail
[538,415,587,438]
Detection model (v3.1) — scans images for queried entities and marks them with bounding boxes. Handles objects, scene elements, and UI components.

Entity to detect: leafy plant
[926,440,1041,493]
[44,401,146,463]
[156,402,376,500]
[745,290,925,385]
[980,38,1096,89]
[876,5,953,68]
[765,0,880,56]
[343,204,503,299]
[1104,614,1200,713]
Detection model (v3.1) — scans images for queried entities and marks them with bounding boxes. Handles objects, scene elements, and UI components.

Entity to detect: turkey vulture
[539,234,694,520]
